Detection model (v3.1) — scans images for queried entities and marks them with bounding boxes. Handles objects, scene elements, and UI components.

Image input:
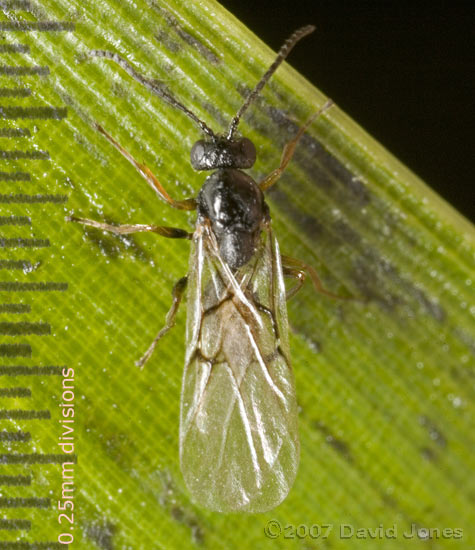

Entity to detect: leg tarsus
[282,255,351,301]
[67,215,192,239]
[136,276,188,369]
[282,266,305,300]
[260,99,334,192]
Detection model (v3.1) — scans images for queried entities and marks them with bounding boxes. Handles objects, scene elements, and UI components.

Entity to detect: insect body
[184,144,296,513]
[71,26,334,512]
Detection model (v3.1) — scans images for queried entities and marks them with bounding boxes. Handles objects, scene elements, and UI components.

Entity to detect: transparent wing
[180,222,299,513]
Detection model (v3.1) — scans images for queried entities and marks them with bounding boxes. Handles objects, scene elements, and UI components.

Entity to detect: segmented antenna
[227,25,316,140]
[88,50,216,139]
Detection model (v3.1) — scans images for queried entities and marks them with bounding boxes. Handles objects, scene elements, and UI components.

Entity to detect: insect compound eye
[190,139,207,170]
[235,137,256,168]
[190,137,257,171]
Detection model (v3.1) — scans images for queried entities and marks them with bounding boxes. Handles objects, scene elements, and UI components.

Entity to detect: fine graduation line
[0,44,30,53]
[0,387,31,397]
[0,238,50,248]
[0,88,31,97]
[0,343,31,357]
[0,518,32,530]
[0,410,50,419]
[0,365,63,375]
[0,322,50,335]
[0,150,49,159]
[0,260,33,270]
[0,65,49,76]
[0,453,77,464]
[0,106,67,119]
[0,304,31,314]
[0,216,31,225]
[0,541,65,549]
[0,0,33,10]
[0,172,31,181]
[0,497,50,508]
[0,475,31,485]
[0,430,31,439]
[0,282,68,291]
[0,128,31,137]
[0,21,75,32]
[0,194,67,203]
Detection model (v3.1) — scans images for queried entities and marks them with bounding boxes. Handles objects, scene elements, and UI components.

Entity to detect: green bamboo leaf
[1,1,473,549]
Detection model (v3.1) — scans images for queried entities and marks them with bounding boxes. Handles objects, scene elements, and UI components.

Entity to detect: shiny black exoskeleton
[194,138,269,270]
[87,28,318,273]
[87,28,318,272]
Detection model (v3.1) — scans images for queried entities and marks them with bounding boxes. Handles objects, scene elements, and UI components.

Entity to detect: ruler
[0,2,75,548]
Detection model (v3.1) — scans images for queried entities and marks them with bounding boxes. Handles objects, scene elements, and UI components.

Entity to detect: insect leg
[282,266,305,300]
[94,124,197,211]
[259,99,334,192]
[282,255,350,300]
[67,216,192,239]
[136,276,188,369]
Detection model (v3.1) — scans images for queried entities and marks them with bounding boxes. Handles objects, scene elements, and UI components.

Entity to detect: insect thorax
[197,168,269,270]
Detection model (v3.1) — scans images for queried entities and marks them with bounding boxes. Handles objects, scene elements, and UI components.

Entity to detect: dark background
[219,1,474,222]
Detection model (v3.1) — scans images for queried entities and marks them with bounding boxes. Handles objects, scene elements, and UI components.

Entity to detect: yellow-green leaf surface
[1,1,474,549]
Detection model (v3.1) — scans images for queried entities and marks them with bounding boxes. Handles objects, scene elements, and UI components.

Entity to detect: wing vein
[221,361,262,486]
